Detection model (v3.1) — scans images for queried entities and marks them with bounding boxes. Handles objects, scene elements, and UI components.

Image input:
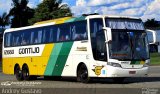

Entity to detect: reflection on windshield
[131,32,149,60]
[109,31,131,60]
[109,31,149,60]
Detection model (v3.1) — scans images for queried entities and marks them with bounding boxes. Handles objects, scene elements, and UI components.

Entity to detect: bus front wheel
[15,65,23,81]
[77,64,90,83]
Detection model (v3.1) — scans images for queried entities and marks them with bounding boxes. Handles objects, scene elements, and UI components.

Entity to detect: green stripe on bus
[74,16,86,21]
[131,61,140,64]
[65,16,86,23]
[44,43,63,75]
[52,42,73,76]
[65,18,76,23]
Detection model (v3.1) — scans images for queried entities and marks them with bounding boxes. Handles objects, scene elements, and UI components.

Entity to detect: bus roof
[4,15,141,33]
[34,15,141,25]
[86,15,141,20]
[34,17,72,25]
[34,16,87,25]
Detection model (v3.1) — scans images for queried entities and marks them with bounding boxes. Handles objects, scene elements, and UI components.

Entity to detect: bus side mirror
[146,29,157,44]
[103,27,112,42]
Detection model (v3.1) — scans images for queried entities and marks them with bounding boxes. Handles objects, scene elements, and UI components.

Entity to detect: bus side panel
[3,58,13,74]
[2,44,53,76]
[44,42,73,76]
[28,57,38,75]
[61,41,90,77]
[36,44,54,75]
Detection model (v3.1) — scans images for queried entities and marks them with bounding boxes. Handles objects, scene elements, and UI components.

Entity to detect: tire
[77,64,90,83]
[22,65,30,80]
[15,66,23,81]
[113,77,125,83]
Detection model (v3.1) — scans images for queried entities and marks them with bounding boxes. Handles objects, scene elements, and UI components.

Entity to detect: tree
[0,12,10,29]
[9,0,34,28]
[29,0,72,24]
[144,19,159,28]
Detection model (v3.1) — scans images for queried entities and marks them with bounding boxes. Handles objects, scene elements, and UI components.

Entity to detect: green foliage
[150,53,160,65]
[0,12,10,28]
[9,0,34,28]
[144,19,160,28]
[0,28,5,33]
[29,0,72,25]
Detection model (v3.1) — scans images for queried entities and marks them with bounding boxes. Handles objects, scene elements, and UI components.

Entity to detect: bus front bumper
[105,66,149,77]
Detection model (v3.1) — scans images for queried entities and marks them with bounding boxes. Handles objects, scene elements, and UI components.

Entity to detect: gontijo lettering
[19,47,40,54]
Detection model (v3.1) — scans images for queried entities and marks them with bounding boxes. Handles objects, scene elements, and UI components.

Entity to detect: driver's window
[96,32,107,61]
[90,18,107,61]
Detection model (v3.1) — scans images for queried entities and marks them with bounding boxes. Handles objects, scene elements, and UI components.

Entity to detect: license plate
[129,71,136,74]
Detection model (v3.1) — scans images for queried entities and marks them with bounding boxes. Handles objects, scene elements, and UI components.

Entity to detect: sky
[0,0,160,21]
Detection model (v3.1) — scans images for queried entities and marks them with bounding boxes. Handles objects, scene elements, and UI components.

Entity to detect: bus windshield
[108,30,149,60]
[105,18,149,60]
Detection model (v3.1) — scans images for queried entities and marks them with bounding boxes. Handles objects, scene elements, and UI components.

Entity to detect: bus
[2,14,156,83]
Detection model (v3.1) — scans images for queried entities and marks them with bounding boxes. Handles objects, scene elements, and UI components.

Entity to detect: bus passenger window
[5,33,12,47]
[30,31,39,44]
[34,32,38,44]
[42,26,57,43]
[72,21,87,41]
[57,28,60,41]
[12,36,15,46]
[21,33,26,45]
[32,30,39,44]
[15,37,20,46]
[43,29,49,43]
[49,26,57,42]
[30,32,34,44]
[49,28,54,42]
[21,31,30,45]
[71,26,76,40]
[37,30,42,43]
[58,24,70,42]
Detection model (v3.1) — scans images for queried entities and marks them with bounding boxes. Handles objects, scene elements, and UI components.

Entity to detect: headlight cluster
[107,62,122,67]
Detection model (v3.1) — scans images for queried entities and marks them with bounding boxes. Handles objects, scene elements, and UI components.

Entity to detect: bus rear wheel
[77,64,90,83]
[15,66,23,81]
[22,65,30,80]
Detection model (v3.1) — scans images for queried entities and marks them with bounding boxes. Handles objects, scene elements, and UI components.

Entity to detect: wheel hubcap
[23,69,29,77]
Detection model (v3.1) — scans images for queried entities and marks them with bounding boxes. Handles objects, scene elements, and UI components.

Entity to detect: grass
[150,53,160,65]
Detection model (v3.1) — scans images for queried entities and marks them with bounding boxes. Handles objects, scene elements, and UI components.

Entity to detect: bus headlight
[107,62,121,67]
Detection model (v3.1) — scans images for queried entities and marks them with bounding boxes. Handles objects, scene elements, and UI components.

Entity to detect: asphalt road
[0,66,160,94]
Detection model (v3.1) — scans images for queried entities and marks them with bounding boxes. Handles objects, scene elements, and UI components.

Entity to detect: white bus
[2,14,156,83]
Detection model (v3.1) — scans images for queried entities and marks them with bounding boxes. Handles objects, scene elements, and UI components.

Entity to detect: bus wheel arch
[22,64,30,80]
[76,62,90,83]
[14,64,23,81]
